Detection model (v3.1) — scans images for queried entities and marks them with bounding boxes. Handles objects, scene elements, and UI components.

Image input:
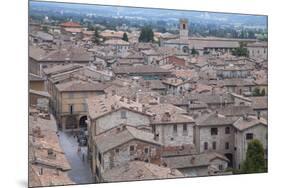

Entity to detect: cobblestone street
[58,131,94,184]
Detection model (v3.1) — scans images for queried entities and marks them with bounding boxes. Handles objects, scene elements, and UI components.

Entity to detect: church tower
[179,19,188,39]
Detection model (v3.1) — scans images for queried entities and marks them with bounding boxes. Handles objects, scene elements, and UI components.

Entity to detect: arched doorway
[65,115,78,130]
[225,153,233,168]
[79,116,88,130]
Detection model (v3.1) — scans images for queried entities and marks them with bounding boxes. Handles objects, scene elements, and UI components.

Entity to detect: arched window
[225,127,230,134]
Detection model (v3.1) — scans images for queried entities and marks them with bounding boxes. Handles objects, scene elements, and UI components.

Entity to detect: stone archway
[65,115,78,129]
[79,116,88,129]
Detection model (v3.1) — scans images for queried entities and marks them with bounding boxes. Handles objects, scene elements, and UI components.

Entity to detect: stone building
[247,42,268,60]
[162,78,191,95]
[104,39,130,57]
[50,80,106,131]
[162,152,230,177]
[195,113,238,167]
[112,65,171,80]
[148,104,195,146]
[195,112,267,169]
[232,116,267,169]
[87,94,151,136]
[92,125,162,182]
[29,73,45,91]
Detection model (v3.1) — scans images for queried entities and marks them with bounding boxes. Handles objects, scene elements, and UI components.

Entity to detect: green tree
[232,42,249,57]
[122,32,129,42]
[241,139,267,173]
[191,47,199,55]
[93,28,100,45]
[252,88,261,96]
[139,26,154,43]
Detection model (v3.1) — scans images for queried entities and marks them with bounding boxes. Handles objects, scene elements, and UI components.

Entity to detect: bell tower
[179,19,188,39]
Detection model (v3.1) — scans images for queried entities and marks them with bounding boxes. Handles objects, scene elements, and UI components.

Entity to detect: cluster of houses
[29,18,268,183]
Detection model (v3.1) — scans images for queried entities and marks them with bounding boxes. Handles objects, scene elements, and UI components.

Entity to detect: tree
[252,88,261,96]
[241,139,267,173]
[191,47,199,55]
[122,32,128,42]
[139,26,154,43]
[93,28,100,45]
[232,42,249,57]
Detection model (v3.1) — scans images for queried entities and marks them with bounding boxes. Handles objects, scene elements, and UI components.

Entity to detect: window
[69,104,74,114]
[225,127,230,134]
[98,152,102,164]
[225,142,230,150]
[219,165,223,171]
[129,145,135,152]
[204,142,208,150]
[121,111,127,119]
[144,147,149,154]
[173,124,177,133]
[183,124,187,132]
[211,128,218,135]
[212,141,217,150]
[246,133,254,140]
